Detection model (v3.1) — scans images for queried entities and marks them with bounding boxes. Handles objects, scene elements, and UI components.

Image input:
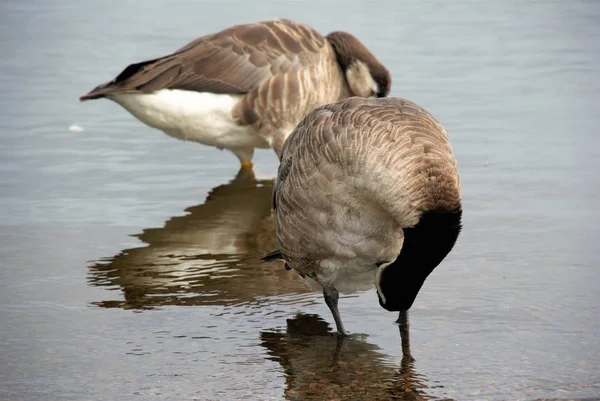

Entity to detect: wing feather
[80,19,327,100]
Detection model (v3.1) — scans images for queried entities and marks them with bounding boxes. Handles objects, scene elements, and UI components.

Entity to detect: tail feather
[261,249,283,262]
[79,57,162,102]
[79,81,122,101]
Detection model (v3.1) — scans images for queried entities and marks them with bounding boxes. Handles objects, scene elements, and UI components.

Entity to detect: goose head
[326,31,391,98]
[374,207,463,313]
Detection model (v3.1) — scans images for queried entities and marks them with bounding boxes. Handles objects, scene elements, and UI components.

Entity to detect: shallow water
[1,0,599,400]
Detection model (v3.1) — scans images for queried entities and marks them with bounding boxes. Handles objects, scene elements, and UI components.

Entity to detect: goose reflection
[261,313,452,401]
[87,169,315,310]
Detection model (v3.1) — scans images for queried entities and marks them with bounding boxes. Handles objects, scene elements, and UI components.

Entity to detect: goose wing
[80,19,328,100]
[275,97,461,232]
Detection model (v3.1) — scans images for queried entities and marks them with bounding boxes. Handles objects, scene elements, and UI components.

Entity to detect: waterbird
[262,96,462,335]
[79,18,391,169]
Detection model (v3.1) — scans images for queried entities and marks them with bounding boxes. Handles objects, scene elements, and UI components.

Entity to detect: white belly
[108,90,271,150]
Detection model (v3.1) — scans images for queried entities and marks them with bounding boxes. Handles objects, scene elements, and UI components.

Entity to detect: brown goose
[79,18,391,169]
[262,97,463,335]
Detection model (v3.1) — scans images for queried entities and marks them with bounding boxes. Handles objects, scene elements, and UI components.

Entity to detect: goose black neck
[378,206,463,312]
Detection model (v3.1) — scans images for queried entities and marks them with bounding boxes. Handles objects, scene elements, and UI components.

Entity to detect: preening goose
[262,97,463,335]
[80,18,391,169]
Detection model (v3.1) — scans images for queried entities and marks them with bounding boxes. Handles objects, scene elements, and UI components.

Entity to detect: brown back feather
[80,19,328,101]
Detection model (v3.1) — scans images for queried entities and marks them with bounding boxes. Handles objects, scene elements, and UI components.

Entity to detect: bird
[79,18,391,170]
[262,96,463,335]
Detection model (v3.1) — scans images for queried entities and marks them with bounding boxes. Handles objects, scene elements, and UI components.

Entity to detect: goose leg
[397,310,414,362]
[330,334,347,364]
[323,287,347,336]
[240,160,254,169]
[230,147,254,170]
[396,310,409,327]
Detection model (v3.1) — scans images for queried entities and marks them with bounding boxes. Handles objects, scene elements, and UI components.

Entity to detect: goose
[79,18,391,169]
[262,96,463,335]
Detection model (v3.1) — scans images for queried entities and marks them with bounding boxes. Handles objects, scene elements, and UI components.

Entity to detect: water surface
[1,1,599,400]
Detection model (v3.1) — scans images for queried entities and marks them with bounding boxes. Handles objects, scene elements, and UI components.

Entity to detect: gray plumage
[266,96,463,335]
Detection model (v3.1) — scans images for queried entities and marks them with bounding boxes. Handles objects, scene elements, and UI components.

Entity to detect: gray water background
[1,1,599,400]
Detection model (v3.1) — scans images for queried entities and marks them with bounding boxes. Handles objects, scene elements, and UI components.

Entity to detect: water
[1,1,599,400]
